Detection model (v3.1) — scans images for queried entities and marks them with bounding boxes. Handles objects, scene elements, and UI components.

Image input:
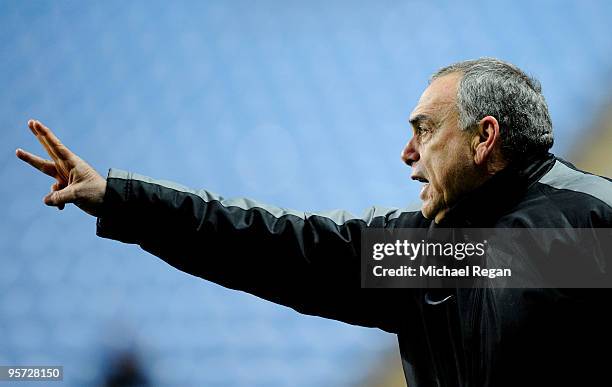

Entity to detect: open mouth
[412,175,430,200]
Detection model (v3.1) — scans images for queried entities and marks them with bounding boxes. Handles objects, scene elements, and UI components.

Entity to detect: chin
[420,204,435,220]
[420,200,444,222]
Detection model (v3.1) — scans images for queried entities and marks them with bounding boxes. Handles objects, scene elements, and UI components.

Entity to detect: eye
[418,125,431,135]
[415,125,434,144]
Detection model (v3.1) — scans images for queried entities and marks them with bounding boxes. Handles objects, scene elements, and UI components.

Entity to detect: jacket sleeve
[96,169,427,333]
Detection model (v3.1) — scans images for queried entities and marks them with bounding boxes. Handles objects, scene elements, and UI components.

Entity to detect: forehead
[410,72,461,122]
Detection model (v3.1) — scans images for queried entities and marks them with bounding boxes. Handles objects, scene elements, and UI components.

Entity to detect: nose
[401,136,419,167]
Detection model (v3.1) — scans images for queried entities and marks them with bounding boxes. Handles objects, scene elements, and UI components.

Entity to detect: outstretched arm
[17,120,426,333]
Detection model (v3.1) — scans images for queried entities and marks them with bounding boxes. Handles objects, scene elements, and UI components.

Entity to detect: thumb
[43,186,76,208]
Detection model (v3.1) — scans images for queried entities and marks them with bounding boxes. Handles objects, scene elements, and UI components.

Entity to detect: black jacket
[97,153,612,386]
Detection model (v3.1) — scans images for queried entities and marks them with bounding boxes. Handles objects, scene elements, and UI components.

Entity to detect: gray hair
[432,57,554,160]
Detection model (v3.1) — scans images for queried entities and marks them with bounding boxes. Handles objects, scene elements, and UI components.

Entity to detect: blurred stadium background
[1,1,612,386]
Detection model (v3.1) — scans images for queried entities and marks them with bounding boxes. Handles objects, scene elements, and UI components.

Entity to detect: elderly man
[17,58,612,386]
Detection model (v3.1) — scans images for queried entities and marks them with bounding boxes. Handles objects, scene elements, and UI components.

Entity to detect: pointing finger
[28,120,75,162]
[34,120,76,161]
[16,148,59,178]
[28,120,59,162]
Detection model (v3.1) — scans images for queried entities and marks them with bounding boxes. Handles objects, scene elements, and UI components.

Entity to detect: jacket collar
[436,152,557,227]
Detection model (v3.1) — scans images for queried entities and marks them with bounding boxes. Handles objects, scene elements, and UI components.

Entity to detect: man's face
[402,73,479,222]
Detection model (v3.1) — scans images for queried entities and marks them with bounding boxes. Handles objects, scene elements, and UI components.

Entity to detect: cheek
[426,151,451,188]
[427,140,471,197]
[444,148,475,197]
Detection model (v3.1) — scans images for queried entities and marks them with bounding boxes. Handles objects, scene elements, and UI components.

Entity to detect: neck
[433,152,554,226]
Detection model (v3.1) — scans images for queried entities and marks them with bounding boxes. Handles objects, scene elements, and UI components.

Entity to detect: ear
[471,115,500,166]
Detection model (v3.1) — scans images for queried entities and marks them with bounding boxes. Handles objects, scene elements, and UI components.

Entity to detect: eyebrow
[409,114,433,128]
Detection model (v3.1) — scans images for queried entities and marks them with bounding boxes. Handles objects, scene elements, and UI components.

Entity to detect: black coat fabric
[97,153,612,386]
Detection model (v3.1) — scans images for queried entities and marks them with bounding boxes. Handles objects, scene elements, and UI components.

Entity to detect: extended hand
[16,120,107,217]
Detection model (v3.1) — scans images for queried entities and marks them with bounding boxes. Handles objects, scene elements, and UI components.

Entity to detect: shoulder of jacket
[536,158,612,207]
[497,159,612,227]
